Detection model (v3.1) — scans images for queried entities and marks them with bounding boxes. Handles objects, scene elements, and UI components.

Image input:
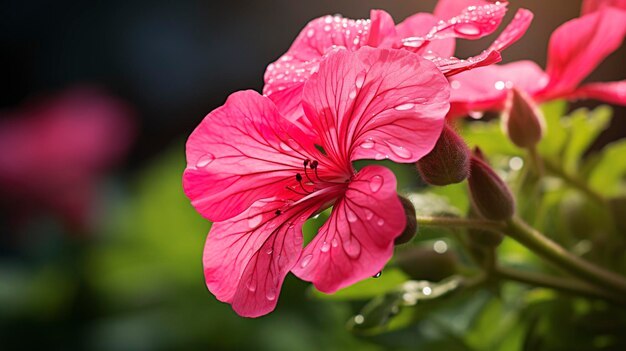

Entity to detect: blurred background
[1,1,624,350]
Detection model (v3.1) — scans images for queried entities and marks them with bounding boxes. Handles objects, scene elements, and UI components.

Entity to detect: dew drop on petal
[344,239,361,258]
[248,214,263,228]
[320,241,330,252]
[494,81,506,90]
[395,103,415,111]
[468,111,484,119]
[373,271,382,278]
[196,153,215,168]
[266,289,276,301]
[279,141,292,152]
[387,142,412,159]
[360,139,375,149]
[348,90,357,99]
[306,28,315,38]
[455,23,481,36]
[374,153,386,160]
[346,209,358,223]
[355,71,366,89]
[266,249,273,255]
[369,175,383,193]
[247,281,256,292]
[331,238,339,247]
[300,254,313,268]
[377,218,385,226]
[364,209,374,220]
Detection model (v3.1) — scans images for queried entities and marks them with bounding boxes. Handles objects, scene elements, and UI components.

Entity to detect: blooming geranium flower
[448,4,626,117]
[0,88,135,231]
[183,47,450,317]
[264,0,532,132]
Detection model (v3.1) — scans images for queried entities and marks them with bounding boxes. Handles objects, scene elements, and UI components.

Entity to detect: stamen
[303,159,315,183]
[285,186,309,196]
[295,173,312,194]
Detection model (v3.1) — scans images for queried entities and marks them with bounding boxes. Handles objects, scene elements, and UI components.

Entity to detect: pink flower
[448,5,626,117]
[0,88,135,231]
[183,47,450,317]
[582,0,626,14]
[264,1,532,133]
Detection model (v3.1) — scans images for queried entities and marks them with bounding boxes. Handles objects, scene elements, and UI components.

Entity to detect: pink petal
[433,0,490,19]
[401,2,508,50]
[433,49,502,77]
[367,10,399,47]
[264,83,319,142]
[301,47,449,166]
[203,197,318,317]
[567,80,626,105]
[291,166,405,293]
[540,7,626,99]
[582,0,626,14]
[487,9,534,53]
[448,60,547,117]
[183,90,319,222]
[396,13,455,58]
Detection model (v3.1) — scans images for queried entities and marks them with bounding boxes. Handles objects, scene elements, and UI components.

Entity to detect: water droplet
[266,289,276,301]
[306,28,315,38]
[374,153,386,160]
[279,141,292,152]
[348,90,357,99]
[364,209,374,220]
[395,103,415,111]
[360,139,375,149]
[355,71,366,89]
[369,175,384,193]
[331,238,339,247]
[324,24,331,32]
[196,153,215,168]
[353,37,360,46]
[346,209,358,223]
[354,314,365,325]
[387,142,412,159]
[377,218,385,226]
[450,80,461,90]
[320,241,330,252]
[468,111,484,119]
[247,281,256,292]
[266,249,273,255]
[344,239,361,258]
[300,254,313,268]
[494,81,506,90]
[373,271,382,278]
[248,214,263,228]
[455,23,480,36]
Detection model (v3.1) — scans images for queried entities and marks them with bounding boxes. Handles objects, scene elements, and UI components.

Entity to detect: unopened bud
[468,148,515,220]
[502,87,545,148]
[395,246,457,282]
[417,124,471,186]
[395,196,418,245]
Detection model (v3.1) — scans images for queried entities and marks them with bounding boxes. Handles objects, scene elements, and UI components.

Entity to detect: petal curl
[567,80,626,105]
[540,7,626,99]
[302,47,449,167]
[183,90,318,222]
[487,9,534,53]
[291,166,405,293]
[203,197,318,317]
[448,60,547,117]
[396,13,455,58]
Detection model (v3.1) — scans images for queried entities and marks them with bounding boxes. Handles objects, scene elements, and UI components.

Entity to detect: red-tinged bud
[502,87,546,148]
[468,149,515,220]
[395,196,418,245]
[417,124,471,186]
[395,246,457,282]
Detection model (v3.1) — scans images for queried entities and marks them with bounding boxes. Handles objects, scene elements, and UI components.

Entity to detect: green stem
[543,157,606,205]
[415,216,505,232]
[505,216,626,295]
[495,266,626,305]
[527,146,544,178]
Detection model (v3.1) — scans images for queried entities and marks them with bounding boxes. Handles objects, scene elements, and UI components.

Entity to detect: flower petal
[448,60,547,117]
[433,49,502,77]
[301,47,449,167]
[540,7,626,99]
[433,0,490,19]
[183,90,318,222]
[203,197,318,317]
[487,9,534,53]
[567,80,626,105]
[396,13,455,58]
[582,0,626,14]
[291,166,405,293]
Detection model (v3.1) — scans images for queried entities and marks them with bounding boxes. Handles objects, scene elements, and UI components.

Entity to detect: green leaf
[562,105,612,173]
[310,268,409,301]
[460,119,522,157]
[588,139,626,196]
[537,100,568,158]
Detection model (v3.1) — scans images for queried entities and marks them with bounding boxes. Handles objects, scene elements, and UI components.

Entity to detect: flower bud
[502,87,546,148]
[395,246,457,282]
[468,148,515,220]
[417,124,471,186]
[394,196,418,245]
